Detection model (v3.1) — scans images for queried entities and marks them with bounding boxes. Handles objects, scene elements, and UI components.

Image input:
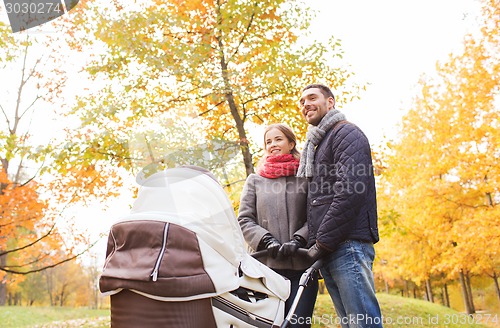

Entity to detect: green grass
[1,294,498,327]
[313,293,498,327]
[0,306,109,328]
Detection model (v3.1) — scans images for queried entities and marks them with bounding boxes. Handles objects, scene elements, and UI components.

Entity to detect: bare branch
[18,94,41,122]
[5,252,51,268]
[0,237,102,275]
[0,103,11,129]
[0,223,56,257]
[228,4,256,61]
[198,100,225,116]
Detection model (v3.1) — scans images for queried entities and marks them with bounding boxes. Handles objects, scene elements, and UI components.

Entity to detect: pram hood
[131,166,246,268]
[100,166,290,302]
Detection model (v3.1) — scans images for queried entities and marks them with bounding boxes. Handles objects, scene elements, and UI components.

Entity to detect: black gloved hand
[258,233,281,259]
[307,242,328,262]
[279,235,307,257]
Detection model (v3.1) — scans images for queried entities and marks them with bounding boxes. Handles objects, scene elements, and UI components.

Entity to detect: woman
[237,123,318,328]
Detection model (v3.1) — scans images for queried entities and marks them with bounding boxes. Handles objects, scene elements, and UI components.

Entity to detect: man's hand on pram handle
[251,245,325,262]
[306,242,329,262]
[278,235,307,257]
[258,233,281,259]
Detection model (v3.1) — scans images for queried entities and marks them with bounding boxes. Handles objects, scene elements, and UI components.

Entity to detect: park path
[30,316,110,328]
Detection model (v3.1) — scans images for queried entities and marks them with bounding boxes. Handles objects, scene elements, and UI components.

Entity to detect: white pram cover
[99,167,290,327]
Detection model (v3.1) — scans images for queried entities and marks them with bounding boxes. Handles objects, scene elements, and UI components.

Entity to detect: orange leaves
[0,171,47,250]
[169,0,212,16]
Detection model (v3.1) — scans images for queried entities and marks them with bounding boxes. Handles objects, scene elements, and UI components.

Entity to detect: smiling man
[297,84,383,328]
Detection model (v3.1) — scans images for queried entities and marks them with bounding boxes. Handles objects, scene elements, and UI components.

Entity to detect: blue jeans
[275,269,319,328]
[320,240,383,328]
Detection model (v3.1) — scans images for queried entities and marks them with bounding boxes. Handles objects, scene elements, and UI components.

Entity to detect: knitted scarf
[296,109,346,178]
[257,154,300,179]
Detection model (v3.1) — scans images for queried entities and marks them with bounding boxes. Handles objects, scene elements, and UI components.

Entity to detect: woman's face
[265,128,294,155]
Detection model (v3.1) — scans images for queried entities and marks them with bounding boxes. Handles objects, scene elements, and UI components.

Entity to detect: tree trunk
[425,279,434,303]
[443,283,450,307]
[493,272,500,302]
[318,280,325,294]
[59,283,68,306]
[44,271,54,306]
[215,7,254,177]
[0,254,6,305]
[465,272,476,313]
[226,95,254,176]
[404,280,409,298]
[459,269,473,314]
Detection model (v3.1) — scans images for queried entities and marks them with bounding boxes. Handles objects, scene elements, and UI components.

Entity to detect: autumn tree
[377,0,500,313]
[64,0,362,179]
[18,270,46,305]
[0,12,122,305]
[41,257,90,306]
[0,20,64,304]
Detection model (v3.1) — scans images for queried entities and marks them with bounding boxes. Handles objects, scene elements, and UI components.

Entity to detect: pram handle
[251,248,310,259]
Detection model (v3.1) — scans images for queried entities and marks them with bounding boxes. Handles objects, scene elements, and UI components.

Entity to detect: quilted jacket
[307,121,379,251]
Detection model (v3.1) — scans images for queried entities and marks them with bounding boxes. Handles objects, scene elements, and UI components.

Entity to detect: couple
[237,84,382,328]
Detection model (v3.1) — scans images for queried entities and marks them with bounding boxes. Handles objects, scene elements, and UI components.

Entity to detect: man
[297,84,382,328]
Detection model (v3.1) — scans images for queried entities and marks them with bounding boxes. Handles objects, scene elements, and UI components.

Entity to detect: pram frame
[252,249,323,328]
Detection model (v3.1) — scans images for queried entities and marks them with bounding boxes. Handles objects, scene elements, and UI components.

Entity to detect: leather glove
[258,234,281,259]
[307,242,328,262]
[279,235,307,257]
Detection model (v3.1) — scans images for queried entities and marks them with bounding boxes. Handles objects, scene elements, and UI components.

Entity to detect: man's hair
[302,83,335,101]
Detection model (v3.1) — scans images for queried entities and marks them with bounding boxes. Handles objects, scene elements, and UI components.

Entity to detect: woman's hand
[278,235,307,257]
[258,233,281,258]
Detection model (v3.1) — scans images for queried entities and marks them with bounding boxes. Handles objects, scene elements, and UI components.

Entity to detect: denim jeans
[274,269,319,328]
[320,240,383,328]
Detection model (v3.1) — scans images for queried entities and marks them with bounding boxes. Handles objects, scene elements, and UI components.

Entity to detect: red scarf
[257,154,300,179]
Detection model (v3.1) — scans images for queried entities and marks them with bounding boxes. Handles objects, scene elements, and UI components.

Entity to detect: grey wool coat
[237,173,310,270]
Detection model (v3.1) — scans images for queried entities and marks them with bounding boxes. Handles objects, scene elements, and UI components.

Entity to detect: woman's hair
[262,123,300,159]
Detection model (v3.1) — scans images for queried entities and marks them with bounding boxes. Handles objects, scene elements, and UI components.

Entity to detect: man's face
[299,88,335,126]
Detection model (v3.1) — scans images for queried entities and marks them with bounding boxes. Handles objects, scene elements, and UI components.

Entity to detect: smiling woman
[264,124,298,156]
[238,123,319,327]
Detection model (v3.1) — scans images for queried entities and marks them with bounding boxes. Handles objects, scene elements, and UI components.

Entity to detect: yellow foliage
[377,0,500,287]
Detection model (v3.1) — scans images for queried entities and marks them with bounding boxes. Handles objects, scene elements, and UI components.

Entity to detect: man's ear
[328,96,336,110]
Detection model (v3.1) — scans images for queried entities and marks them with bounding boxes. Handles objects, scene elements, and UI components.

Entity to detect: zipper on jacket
[151,222,169,282]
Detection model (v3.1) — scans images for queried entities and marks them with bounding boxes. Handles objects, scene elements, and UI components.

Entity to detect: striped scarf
[296,109,346,178]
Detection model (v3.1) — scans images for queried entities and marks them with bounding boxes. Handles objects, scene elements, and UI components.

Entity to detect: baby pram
[99,166,292,327]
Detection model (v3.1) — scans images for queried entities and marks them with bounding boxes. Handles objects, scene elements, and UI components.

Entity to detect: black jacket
[307,121,379,251]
